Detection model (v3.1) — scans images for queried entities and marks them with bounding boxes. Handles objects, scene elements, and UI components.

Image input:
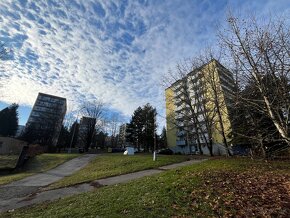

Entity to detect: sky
[0,0,289,128]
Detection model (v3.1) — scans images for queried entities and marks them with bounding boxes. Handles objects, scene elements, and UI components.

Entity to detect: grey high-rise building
[25,93,67,146]
[118,123,127,147]
[77,116,96,148]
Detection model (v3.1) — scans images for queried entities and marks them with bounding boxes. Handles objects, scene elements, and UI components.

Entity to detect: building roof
[80,116,96,123]
[165,59,229,90]
[38,92,66,101]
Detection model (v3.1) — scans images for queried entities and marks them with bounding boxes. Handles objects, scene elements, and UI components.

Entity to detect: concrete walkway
[5,154,98,187]
[0,159,207,213]
[0,154,97,201]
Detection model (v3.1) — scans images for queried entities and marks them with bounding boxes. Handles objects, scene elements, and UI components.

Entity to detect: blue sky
[0,0,289,127]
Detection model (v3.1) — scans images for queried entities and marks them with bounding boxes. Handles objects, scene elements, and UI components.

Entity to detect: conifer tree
[0,103,19,137]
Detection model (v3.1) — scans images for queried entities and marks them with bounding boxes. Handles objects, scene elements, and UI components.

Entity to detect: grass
[0,153,79,186]
[48,154,189,189]
[2,158,290,218]
[0,155,19,169]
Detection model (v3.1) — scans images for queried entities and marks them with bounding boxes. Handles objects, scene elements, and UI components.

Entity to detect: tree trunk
[186,132,191,154]
[208,138,214,156]
[263,95,290,145]
[216,103,232,156]
[196,134,203,155]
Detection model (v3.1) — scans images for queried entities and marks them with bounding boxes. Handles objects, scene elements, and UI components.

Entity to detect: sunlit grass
[48,153,189,189]
[0,155,19,169]
[3,158,290,218]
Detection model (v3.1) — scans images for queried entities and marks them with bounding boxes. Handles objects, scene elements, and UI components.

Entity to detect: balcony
[177,122,184,127]
[176,140,186,146]
[177,130,185,137]
[175,113,184,120]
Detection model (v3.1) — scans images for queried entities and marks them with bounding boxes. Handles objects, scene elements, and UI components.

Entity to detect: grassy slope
[0,153,79,185]
[0,155,19,169]
[48,154,189,189]
[3,158,290,218]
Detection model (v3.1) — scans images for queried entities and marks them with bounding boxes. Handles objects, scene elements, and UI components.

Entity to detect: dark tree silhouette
[95,131,107,148]
[57,125,70,152]
[0,103,19,137]
[126,104,157,152]
[68,121,79,148]
[159,127,168,149]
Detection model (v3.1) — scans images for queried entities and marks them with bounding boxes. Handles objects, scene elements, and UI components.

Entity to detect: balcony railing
[177,130,185,136]
[176,140,186,146]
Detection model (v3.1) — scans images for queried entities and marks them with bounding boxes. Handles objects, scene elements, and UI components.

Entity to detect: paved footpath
[0,158,207,213]
[6,154,98,187]
[0,154,97,202]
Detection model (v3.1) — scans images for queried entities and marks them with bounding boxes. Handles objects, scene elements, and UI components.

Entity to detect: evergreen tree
[95,131,107,148]
[142,104,157,152]
[57,125,70,152]
[0,103,19,137]
[126,104,157,152]
[159,127,167,149]
[68,121,79,148]
[126,106,144,150]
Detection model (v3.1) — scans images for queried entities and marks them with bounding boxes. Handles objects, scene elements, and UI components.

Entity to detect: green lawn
[48,154,189,189]
[0,155,19,169]
[2,158,290,218]
[0,153,79,186]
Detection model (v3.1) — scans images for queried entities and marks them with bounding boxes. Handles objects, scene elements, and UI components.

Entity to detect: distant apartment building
[24,93,67,146]
[118,123,127,147]
[165,59,235,155]
[77,116,96,148]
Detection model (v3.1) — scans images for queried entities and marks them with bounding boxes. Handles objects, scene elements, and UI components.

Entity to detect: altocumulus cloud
[0,0,289,123]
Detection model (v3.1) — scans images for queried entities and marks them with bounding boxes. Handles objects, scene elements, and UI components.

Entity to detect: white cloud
[0,0,289,128]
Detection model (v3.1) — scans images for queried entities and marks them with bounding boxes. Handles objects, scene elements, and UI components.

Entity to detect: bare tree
[219,14,290,150]
[63,104,78,129]
[233,80,281,157]
[107,114,120,147]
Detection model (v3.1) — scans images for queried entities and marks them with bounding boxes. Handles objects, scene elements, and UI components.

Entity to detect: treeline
[0,101,122,152]
[52,101,123,152]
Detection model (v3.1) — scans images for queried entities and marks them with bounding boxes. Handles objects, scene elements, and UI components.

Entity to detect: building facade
[118,123,127,147]
[165,59,235,155]
[77,116,96,148]
[25,93,66,146]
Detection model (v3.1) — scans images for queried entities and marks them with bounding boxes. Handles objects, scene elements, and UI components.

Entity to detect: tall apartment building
[118,123,127,147]
[25,93,67,146]
[77,116,96,148]
[165,59,235,155]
